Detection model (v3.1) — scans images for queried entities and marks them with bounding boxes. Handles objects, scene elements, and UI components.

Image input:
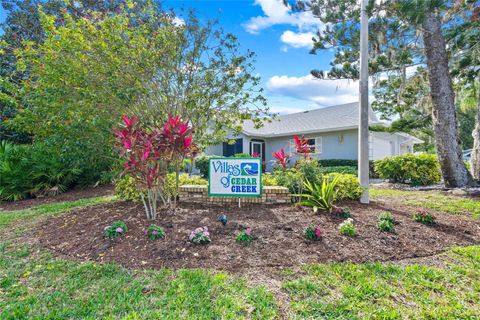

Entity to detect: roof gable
[242,102,383,137]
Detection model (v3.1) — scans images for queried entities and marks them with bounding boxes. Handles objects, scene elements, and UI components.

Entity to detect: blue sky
[0,0,360,114]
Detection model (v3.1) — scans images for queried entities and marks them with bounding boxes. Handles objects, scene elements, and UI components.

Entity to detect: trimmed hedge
[321,166,357,176]
[374,153,441,186]
[318,159,377,178]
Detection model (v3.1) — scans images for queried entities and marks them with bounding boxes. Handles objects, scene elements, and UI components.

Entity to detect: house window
[289,137,322,155]
[222,138,243,157]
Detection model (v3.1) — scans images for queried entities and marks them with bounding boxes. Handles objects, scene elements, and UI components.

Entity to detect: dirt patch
[36,200,480,273]
[0,185,114,211]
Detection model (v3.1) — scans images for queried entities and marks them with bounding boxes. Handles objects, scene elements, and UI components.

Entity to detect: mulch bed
[0,185,114,211]
[35,200,480,273]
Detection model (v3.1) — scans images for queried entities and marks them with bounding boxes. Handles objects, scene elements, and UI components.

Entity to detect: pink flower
[152,230,159,235]
[144,230,148,235]
[116,227,124,233]
[315,226,321,239]
[245,228,252,236]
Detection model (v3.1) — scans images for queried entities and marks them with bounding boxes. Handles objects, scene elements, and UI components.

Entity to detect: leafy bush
[325,173,363,201]
[0,142,80,201]
[297,176,339,213]
[295,159,322,184]
[319,159,358,167]
[115,173,207,202]
[114,176,144,202]
[262,173,278,186]
[275,169,304,196]
[144,224,166,240]
[321,166,357,176]
[374,153,441,186]
[104,221,128,238]
[235,227,254,244]
[189,227,211,244]
[338,218,356,236]
[195,155,219,178]
[413,209,435,225]
[233,153,251,158]
[377,211,395,232]
[304,224,322,241]
[163,173,208,200]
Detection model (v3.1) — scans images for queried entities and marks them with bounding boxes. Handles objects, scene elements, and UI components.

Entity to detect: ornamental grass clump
[104,221,128,238]
[235,227,254,245]
[413,209,435,225]
[304,224,322,241]
[377,211,395,232]
[189,227,211,245]
[144,224,166,240]
[338,218,356,237]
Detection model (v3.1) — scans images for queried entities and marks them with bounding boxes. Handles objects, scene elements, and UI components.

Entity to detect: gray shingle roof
[242,102,383,137]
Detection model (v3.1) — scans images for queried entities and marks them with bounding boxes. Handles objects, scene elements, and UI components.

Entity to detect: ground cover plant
[377,211,395,232]
[235,227,254,245]
[304,224,322,241]
[338,218,357,237]
[189,227,211,245]
[104,221,128,238]
[333,206,351,218]
[144,224,166,240]
[414,209,436,225]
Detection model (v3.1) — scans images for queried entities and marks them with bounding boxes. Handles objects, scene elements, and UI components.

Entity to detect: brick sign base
[179,185,290,205]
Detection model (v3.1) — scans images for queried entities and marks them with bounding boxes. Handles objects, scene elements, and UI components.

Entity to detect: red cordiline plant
[273,148,290,169]
[294,134,311,159]
[115,115,196,219]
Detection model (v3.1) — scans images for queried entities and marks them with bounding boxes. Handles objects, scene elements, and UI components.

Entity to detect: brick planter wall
[179,185,290,205]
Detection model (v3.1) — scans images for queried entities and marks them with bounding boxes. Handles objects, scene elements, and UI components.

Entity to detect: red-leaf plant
[294,134,311,159]
[115,115,196,219]
[272,148,290,169]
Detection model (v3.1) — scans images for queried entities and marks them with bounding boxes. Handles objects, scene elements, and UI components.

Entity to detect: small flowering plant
[338,218,357,237]
[377,211,395,232]
[413,209,435,225]
[144,224,166,240]
[104,220,128,239]
[334,206,351,218]
[304,224,322,241]
[189,226,211,245]
[235,227,254,244]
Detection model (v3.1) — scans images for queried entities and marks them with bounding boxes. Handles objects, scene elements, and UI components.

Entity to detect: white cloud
[280,30,314,48]
[243,0,321,34]
[266,74,359,107]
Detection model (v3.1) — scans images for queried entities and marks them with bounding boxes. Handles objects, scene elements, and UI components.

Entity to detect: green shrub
[163,172,208,200]
[321,166,357,175]
[0,142,80,201]
[233,153,251,158]
[319,159,358,167]
[413,209,435,225]
[235,228,254,245]
[295,159,322,184]
[262,173,278,186]
[275,169,304,199]
[374,153,441,186]
[325,173,363,201]
[377,211,395,232]
[114,176,144,202]
[115,173,207,202]
[194,155,220,178]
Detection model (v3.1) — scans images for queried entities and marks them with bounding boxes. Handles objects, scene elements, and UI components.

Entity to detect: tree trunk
[422,12,472,187]
[471,88,480,180]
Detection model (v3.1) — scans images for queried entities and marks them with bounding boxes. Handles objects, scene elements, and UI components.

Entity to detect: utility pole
[358,0,369,203]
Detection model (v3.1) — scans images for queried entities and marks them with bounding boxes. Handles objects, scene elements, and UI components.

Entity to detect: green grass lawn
[1,189,479,319]
[371,187,480,219]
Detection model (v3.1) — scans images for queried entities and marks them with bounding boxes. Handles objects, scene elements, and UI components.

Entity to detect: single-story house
[205,102,423,171]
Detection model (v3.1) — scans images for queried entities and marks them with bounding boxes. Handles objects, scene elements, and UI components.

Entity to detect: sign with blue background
[208,158,262,197]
